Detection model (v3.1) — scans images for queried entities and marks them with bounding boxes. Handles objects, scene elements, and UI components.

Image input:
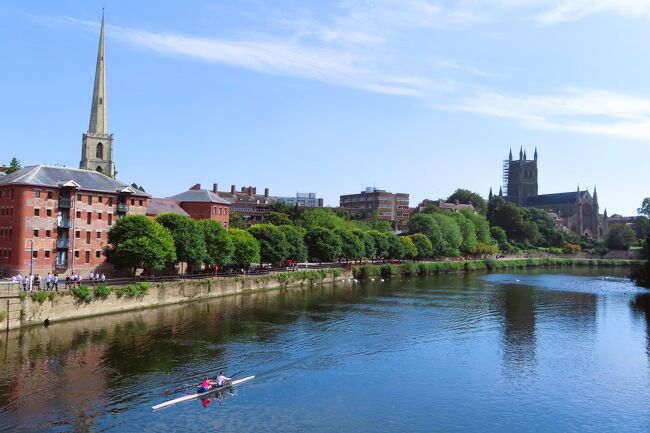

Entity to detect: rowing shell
[152,375,255,410]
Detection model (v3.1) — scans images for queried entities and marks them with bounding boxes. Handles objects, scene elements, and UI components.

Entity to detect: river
[1,269,649,432]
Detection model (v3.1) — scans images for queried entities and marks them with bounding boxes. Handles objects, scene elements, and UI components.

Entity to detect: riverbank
[352,257,639,280]
[1,268,349,331]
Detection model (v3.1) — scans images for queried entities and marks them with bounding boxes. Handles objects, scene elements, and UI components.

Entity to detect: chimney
[212,183,218,193]
[264,188,269,197]
[231,185,236,193]
[190,183,201,190]
[248,187,253,196]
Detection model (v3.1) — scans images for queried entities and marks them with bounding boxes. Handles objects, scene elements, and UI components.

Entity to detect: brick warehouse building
[166,184,231,228]
[339,187,410,230]
[0,165,148,277]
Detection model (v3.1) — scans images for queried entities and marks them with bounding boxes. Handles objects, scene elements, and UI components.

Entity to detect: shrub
[47,292,56,302]
[563,243,582,254]
[380,265,395,279]
[115,282,150,299]
[94,284,111,300]
[72,285,93,303]
[30,291,49,304]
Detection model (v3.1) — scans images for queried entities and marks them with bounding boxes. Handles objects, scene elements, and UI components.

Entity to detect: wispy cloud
[534,0,650,25]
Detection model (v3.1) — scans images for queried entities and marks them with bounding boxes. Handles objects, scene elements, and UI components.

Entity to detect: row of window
[34,189,144,208]
[33,229,104,241]
[0,189,14,198]
[32,249,102,262]
[0,249,10,260]
[213,206,229,215]
[0,207,13,217]
[0,227,12,238]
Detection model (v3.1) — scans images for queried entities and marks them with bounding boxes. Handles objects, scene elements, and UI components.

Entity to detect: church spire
[88,11,107,135]
[534,147,538,161]
[508,148,513,161]
[519,146,523,160]
[593,185,598,202]
[488,187,493,201]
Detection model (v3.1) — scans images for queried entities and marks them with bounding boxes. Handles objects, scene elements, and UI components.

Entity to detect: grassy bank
[352,258,639,280]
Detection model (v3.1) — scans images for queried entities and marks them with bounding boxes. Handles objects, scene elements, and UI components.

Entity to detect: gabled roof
[524,191,589,207]
[0,165,149,197]
[167,189,230,205]
[146,198,190,217]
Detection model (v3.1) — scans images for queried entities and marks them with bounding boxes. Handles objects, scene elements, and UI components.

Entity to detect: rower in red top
[199,377,212,393]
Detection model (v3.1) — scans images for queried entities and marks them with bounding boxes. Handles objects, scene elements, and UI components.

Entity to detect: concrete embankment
[0,269,350,331]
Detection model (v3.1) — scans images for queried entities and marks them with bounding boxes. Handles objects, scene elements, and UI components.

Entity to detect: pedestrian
[53,273,59,292]
[34,274,41,290]
[45,272,52,290]
[100,273,106,284]
[89,271,95,285]
[76,273,82,288]
[22,275,29,291]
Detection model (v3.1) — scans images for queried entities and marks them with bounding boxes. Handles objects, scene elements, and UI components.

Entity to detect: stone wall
[3,269,351,330]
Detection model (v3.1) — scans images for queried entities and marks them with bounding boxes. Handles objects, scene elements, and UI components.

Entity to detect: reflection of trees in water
[631,293,650,362]
[499,285,537,370]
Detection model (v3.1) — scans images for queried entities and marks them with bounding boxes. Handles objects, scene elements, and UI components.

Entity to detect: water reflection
[498,284,537,369]
[632,293,650,361]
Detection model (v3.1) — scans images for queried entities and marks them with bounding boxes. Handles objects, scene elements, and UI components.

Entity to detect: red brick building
[339,187,410,230]
[216,184,272,225]
[0,165,149,277]
[167,184,230,228]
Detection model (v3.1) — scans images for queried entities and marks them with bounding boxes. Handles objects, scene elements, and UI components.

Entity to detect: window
[77,193,82,201]
[87,212,91,224]
[47,191,53,199]
[96,231,101,239]
[45,250,50,259]
[98,196,103,203]
[108,214,112,226]
[139,200,143,207]
[108,197,113,206]
[88,195,93,205]
[96,142,104,159]
[45,230,51,238]
[97,212,102,220]
[75,230,81,239]
[75,250,80,258]
[32,250,38,258]
[131,199,135,206]
[86,232,91,244]
[46,209,52,217]
[34,208,40,216]
[95,251,101,258]
[35,189,41,198]
[33,229,39,237]
[85,251,90,263]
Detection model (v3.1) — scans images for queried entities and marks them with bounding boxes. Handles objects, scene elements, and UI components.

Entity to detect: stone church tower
[505,147,538,206]
[80,13,115,177]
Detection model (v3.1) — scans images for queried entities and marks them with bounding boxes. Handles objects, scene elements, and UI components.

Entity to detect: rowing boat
[152,375,255,410]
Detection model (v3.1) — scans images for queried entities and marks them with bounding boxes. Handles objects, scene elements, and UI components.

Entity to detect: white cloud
[535,0,650,24]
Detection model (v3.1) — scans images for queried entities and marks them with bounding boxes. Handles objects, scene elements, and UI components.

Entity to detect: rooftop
[524,191,590,207]
[146,198,190,217]
[167,189,231,205]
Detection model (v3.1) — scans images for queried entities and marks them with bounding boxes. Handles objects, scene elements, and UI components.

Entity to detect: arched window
[96,142,104,159]
[96,166,103,173]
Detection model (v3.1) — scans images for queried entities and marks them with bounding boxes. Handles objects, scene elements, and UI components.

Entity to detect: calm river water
[2,269,650,432]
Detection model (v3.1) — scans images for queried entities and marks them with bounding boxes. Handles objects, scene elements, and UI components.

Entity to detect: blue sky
[0,0,648,215]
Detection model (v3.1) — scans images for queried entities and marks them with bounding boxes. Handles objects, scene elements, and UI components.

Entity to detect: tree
[105,215,176,274]
[230,229,260,267]
[353,230,376,260]
[366,230,390,260]
[155,213,207,270]
[409,233,433,260]
[408,213,445,256]
[462,210,492,244]
[229,212,248,229]
[638,197,650,218]
[490,226,507,244]
[489,199,528,242]
[450,212,478,255]
[365,210,394,232]
[400,236,418,260]
[386,232,405,259]
[278,225,308,262]
[265,212,293,226]
[299,208,350,230]
[448,189,487,215]
[130,183,146,192]
[305,227,342,262]
[432,213,462,257]
[335,228,365,262]
[248,224,289,265]
[633,216,650,240]
[198,219,233,266]
[6,157,21,174]
[606,224,636,250]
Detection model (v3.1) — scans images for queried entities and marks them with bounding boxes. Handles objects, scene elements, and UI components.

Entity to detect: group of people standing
[12,271,106,291]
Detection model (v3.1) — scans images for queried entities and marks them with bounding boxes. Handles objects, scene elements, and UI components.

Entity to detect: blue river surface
[1,268,650,433]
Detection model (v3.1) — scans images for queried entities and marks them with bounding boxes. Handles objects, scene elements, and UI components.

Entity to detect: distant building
[215,184,272,225]
[339,187,410,230]
[416,199,477,214]
[274,192,324,208]
[166,184,231,228]
[0,165,148,276]
[498,148,606,239]
[146,198,190,220]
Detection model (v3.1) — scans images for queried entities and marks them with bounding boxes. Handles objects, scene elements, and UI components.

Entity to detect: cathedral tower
[80,12,115,177]
[504,147,538,206]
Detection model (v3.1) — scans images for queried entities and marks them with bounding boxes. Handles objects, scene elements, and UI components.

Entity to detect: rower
[216,371,231,387]
[199,377,212,393]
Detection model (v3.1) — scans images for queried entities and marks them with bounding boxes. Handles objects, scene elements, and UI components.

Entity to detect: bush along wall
[352,258,638,281]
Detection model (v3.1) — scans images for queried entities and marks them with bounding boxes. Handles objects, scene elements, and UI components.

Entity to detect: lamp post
[29,239,34,291]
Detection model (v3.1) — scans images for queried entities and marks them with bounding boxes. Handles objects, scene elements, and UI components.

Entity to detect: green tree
[386,232,405,259]
[265,212,293,226]
[299,208,351,230]
[450,212,478,255]
[606,224,636,250]
[229,212,248,229]
[448,188,487,215]
[248,224,289,265]
[462,210,492,244]
[638,197,650,218]
[305,227,342,262]
[106,215,176,274]
[278,225,308,262]
[230,229,260,267]
[353,230,376,260]
[409,233,433,260]
[130,183,146,192]
[198,219,233,266]
[489,198,528,242]
[432,213,463,257]
[6,157,21,174]
[365,210,394,232]
[155,213,207,270]
[408,213,445,255]
[400,236,418,260]
[633,216,650,240]
[490,226,508,244]
[367,230,390,260]
[335,228,365,262]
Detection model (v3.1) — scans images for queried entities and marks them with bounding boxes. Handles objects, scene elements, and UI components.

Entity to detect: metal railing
[57,219,71,229]
[116,203,129,213]
[58,198,72,208]
[56,239,71,249]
